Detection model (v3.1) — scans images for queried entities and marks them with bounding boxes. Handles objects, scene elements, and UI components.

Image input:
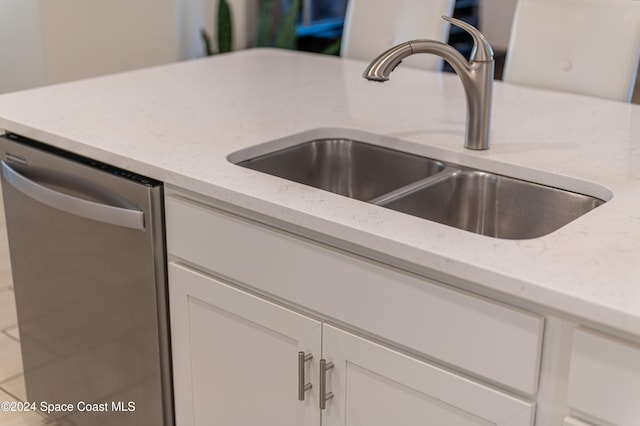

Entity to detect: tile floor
[0,189,68,425]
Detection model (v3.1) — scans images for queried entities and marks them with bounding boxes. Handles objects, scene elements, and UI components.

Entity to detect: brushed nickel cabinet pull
[298,351,313,401]
[319,359,334,410]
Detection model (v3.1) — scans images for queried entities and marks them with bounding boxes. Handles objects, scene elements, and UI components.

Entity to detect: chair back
[341,0,456,70]
[503,0,640,102]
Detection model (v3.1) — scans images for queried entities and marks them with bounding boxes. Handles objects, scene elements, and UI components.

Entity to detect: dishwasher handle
[1,161,145,230]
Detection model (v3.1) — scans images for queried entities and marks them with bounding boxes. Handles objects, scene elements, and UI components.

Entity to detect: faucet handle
[442,16,494,63]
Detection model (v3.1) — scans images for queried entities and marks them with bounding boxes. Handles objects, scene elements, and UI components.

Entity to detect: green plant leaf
[322,39,341,56]
[257,0,275,47]
[274,0,299,49]
[217,0,233,53]
[201,28,214,56]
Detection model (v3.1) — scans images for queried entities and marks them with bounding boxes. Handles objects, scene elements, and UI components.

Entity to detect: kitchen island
[0,49,638,425]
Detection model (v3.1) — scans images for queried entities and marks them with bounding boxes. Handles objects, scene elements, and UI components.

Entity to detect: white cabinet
[165,193,544,395]
[169,262,535,426]
[165,189,542,426]
[170,262,322,426]
[566,328,640,426]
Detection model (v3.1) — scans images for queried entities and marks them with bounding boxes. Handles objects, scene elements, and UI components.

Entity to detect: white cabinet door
[169,262,322,426]
[321,324,535,426]
[568,327,640,426]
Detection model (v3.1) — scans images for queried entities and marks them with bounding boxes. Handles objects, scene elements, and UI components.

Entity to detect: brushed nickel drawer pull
[319,359,334,409]
[298,351,313,401]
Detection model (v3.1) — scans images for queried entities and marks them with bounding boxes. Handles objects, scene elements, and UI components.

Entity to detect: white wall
[39,0,178,84]
[175,0,208,60]
[0,0,178,94]
[0,0,46,93]
[0,0,259,95]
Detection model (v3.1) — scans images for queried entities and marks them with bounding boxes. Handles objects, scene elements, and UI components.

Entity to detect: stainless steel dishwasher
[0,133,173,425]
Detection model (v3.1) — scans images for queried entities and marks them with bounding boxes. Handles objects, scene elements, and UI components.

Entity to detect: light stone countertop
[0,49,638,337]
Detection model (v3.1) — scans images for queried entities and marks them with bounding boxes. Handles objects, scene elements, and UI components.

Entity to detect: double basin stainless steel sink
[234,138,605,239]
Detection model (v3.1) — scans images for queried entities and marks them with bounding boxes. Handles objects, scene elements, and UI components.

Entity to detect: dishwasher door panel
[0,135,171,426]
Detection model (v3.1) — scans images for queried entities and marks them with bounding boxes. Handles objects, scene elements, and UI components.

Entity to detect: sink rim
[228,127,613,202]
[228,128,612,240]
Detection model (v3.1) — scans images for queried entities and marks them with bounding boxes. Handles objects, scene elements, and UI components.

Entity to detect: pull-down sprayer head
[363,16,495,150]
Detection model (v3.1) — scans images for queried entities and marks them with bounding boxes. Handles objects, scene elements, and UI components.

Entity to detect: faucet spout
[363,16,495,150]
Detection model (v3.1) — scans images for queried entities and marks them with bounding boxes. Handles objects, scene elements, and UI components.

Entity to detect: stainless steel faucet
[363,16,494,150]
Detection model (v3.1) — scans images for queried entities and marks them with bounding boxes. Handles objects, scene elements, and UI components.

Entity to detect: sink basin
[377,169,605,239]
[236,139,444,201]
[231,132,607,239]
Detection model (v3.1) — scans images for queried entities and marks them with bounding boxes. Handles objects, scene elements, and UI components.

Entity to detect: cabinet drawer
[568,328,640,426]
[166,194,544,394]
